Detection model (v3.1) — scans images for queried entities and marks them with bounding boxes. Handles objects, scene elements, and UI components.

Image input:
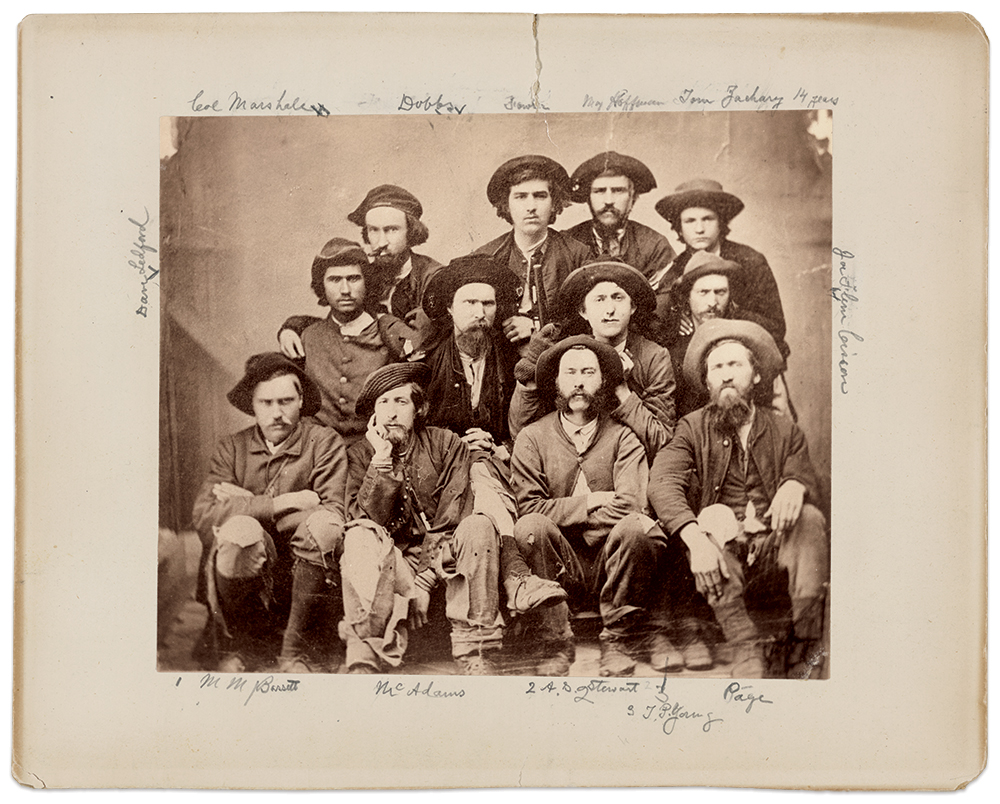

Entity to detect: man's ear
[753,373,761,387]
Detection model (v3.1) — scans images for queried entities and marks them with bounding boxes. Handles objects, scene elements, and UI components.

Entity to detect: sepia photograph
[15,10,986,790]
[157,111,833,681]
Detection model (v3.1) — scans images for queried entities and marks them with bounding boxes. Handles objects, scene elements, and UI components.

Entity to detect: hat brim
[535,335,624,398]
[227,356,322,418]
[655,190,744,225]
[355,362,432,418]
[486,155,572,207]
[423,261,522,321]
[556,262,656,323]
[569,154,657,203]
[682,319,782,392]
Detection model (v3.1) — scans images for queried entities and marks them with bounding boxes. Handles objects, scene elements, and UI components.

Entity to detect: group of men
[193,151,829,680]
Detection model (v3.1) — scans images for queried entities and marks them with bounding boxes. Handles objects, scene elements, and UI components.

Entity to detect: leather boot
[278,561,331,672]
[712,599,765,678]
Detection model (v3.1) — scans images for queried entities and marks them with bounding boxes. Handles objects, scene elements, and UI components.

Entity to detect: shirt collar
[337,311,376,337]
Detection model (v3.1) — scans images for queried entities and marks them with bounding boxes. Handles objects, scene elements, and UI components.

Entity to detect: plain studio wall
[159,111,832,529]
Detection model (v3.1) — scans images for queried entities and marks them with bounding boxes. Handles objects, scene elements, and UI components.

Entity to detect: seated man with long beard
[647,320,829,679]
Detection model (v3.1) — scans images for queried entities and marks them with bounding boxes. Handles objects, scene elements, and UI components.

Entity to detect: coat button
[339,397,347,404]
[723,439,729,446]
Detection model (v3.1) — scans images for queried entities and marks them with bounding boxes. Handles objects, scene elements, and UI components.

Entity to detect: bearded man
[510,336,679,677]
[647,320,829,679]
[340,363,504,675]
[563,151,675,286]
[418,254,567,622]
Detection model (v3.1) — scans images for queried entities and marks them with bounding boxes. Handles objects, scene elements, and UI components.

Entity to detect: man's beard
[384,424,413,452]
[455,325,491,359]
[371,248,408,273]
[591,205,628,239]
[707,387,753,433]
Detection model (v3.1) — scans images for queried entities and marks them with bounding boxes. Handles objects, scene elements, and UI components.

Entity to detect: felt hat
[535,334,624,397]
[227,352,322,417]
[569,151,657,203]
[672,251,742,293]
[347,184,424,227]
[422,254,521,321]
[682,319,783,392]
[354,362,432,418]
[654,179,745,225]
[556,259,656,323]
[486,155,572,207]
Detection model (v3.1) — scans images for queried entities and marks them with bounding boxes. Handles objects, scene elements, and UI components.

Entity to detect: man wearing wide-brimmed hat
[563,151,675,284]
[665,250,755,418]
[648,320,829,680]
[509,335,680,677]
[276,237,413,446]
[508,259,677,458]
[655,179,789,361]
[340,362,505,675]
[472,154,589,344]
[192,352,347,674]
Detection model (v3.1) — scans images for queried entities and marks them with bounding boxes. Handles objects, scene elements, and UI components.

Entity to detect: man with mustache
[278,185,439,358]
[276,238,412,447]
[340,363,504,675]
[193,353,347,673]
[647,320,829,679]
[472,155,589,349]
[509,337,678,677]
[418,254,567,623]
[563,151,676,290]
[508,260,678,460]
[665,250,764,418]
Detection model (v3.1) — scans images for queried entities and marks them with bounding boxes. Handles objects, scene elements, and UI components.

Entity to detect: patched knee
[343,524,380,555]
[215,516,267,579]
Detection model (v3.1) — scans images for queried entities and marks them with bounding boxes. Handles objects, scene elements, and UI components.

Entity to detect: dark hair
[359,211,429,248]
[668,208,731,243]
[310,258,375,309]
[700,338,774,406]
[494,166,569,225]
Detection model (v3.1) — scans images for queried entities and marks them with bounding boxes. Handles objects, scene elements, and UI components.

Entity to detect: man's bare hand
[278,329,306,359]
[273,489,320,514]
[409,587,431,629]
[461,427,494,452]
[765,480,805,535]
[502,315,536,343]
[680,523,730,601]
[365,414,394,463]
[212,482,254,501]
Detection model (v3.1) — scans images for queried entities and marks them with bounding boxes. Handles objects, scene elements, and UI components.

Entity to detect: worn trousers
[511,512,672,643]
[339,514,503,671]
[208,511,342,664]
[706,503,829,646]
